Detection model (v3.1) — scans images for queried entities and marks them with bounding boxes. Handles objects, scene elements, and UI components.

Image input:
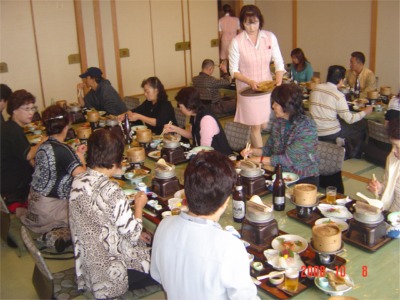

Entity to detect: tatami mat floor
[0,89,386,299]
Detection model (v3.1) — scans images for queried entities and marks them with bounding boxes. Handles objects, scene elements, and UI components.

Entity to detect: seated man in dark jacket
[77,67,127,116]
[192,59,236,115]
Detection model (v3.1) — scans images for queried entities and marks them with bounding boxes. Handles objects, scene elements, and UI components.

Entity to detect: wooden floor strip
[342,171,370,183]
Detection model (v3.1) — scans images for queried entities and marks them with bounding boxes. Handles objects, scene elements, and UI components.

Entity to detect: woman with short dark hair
[163,87,232,155]
[1,90,46,211]
[21,105,86,250]
[241,83,319,186]
[290,48,313,83]
[123,76,177,135]
[69,129,158,299]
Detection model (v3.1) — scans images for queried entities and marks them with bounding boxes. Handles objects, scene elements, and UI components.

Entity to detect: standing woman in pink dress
[218,4,240,62]
[229,5,285,147]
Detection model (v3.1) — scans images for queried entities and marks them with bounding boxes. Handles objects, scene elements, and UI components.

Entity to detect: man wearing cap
[77,67,127,116]
[192,59,236,115]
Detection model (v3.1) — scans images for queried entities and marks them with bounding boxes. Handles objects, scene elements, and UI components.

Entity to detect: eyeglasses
[19,106,38,113]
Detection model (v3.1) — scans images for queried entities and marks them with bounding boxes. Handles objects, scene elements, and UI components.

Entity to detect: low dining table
[127,155,399,300]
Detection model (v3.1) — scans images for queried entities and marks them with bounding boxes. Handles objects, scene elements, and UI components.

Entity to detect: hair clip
[45,115,64,122]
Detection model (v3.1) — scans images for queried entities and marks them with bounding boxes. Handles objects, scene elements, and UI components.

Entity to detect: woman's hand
[140,231,152,244]
[240,147,254,159]
[134,192,148,210]
[163,123,176,134]
[249,80,259,91]
[367,178,383,196]
[129,112,140,122]
[76,144,87,155]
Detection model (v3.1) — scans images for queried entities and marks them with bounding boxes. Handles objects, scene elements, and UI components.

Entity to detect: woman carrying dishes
[290,48,314,83]
[69,129,159,299]
[123,77,177,135]
[0,90,47,212]
[21,105,86,250]
[163,87,232,155]
[229,4,285,148]
[241,84,319,186]
[368,118,400,212]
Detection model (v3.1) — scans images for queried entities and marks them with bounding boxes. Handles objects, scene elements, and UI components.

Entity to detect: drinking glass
[284,268,299,292]
[326,186,337,204]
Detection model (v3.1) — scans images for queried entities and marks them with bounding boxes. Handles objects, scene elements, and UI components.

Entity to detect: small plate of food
[148,150,161,160]
[271,234,308,254]
[317,204,353,220]
[272,172,299,185]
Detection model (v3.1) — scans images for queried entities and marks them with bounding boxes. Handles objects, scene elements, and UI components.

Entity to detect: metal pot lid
[163,141,181,149]
[245,210,274,223]
[154,168,176,179]
[240,168,265,178]
[354,212,384,225]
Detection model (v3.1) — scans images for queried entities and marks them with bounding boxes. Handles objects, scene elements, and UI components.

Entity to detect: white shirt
[310,82,366,136]
[150,212,259,300]
[229,30,285,75]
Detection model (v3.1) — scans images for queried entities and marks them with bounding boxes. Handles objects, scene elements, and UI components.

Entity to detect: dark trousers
[319,119,367,159]
[127,269,159,290]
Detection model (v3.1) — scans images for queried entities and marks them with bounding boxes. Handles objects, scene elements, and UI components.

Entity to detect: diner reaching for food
[0,90,47,212]
[122,76,177,135]
[77,67,127,115]
[20,105,86,251]
[229,4,285,148]
[367,118,400,212]
[162,87,232,155]
[69,129,159,299]
[310,65,373,159]
[241,83,319,186]
[151,150,260,300]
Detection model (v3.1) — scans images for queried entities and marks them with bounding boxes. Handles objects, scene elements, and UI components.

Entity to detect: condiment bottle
[232,185,245,223]
[273,164,286,211]
[353,77,360,99]
[123,113,132,144]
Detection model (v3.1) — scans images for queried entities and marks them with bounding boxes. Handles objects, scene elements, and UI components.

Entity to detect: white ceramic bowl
[269,272,284,285]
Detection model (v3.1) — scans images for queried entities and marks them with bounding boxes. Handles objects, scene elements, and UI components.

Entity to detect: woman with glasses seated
[120,77,177,135]
[0,90,47,212]
[21,105,86,251]
[163,87,232,155]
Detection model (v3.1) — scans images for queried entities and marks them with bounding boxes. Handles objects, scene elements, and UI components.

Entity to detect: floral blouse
[69,168,150,299]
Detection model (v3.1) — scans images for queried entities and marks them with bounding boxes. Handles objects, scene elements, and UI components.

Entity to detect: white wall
[257,0,399,90]
[0,0,42,108]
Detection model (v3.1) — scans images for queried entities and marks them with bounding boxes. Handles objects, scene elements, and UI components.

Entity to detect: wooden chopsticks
[160,121,172,137]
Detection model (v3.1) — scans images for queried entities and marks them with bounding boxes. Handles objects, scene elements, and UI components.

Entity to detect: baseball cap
[79,67,103,78]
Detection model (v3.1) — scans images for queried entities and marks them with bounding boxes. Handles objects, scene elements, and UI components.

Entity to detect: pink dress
[234,31,273,126]
[219,15,240,60]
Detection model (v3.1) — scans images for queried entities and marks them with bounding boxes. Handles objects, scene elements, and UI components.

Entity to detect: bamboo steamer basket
[126,147,145,163]
[367,90,379,100]
[136,128,152,143]
[87,111,100,122]
[56,100,67,108]
[312,223,342,252]
[380,86,392,96]
[294,184,317,206]
[76,126,92,139]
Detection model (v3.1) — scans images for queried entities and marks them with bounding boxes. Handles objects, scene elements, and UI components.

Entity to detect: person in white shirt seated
[309,65,373,158]
[150,151,260,300]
